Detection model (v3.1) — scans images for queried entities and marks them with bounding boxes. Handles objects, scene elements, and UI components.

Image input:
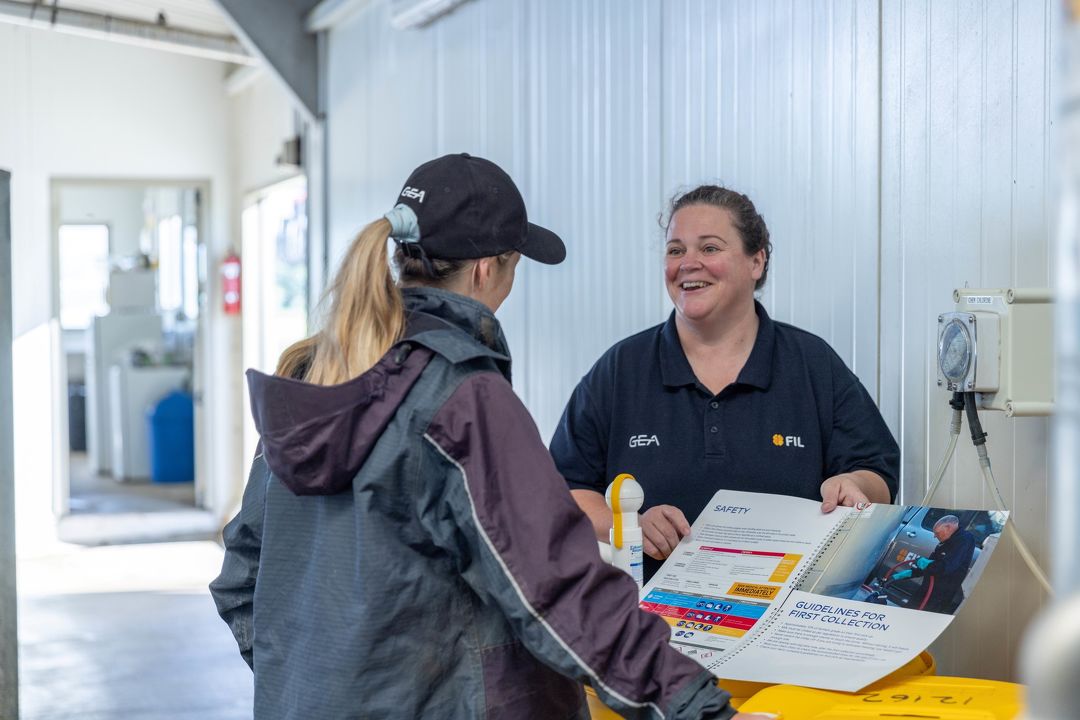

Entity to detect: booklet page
[639,490,1008,691]
[640,491,852,664]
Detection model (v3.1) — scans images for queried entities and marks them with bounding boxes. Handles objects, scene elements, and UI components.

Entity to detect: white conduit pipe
[920,405,962,507]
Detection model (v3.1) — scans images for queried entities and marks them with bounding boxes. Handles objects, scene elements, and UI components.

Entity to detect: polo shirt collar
[740,301,775,390]
[659,300,775,392]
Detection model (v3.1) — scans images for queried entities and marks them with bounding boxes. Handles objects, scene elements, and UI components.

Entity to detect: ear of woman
[464,253,519,312]
[471,257,494,291]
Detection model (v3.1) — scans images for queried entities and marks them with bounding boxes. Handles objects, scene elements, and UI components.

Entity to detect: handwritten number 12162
[861,693,974,705]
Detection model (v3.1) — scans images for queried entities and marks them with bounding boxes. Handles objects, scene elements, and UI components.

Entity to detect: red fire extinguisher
[222,250,242,315]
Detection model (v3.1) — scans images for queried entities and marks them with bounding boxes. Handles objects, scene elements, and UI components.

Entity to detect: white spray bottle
[605,473,644,590]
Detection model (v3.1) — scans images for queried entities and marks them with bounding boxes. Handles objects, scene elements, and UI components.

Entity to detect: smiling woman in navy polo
[550,186,899,581]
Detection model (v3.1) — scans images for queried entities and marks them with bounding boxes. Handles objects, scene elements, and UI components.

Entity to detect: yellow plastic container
[585,650,936,718]
[738,675,1023,719]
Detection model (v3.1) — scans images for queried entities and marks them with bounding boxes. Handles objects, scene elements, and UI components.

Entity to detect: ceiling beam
[306,0,371,32]
[212,0,321,123]
[0,0,255,65]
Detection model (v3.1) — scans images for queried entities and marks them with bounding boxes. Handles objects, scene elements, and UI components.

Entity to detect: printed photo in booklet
[638,490,1008,692]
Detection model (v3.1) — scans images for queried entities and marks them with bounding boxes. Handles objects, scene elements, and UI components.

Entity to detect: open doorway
[51,179,216,544]
[240,175,309,463]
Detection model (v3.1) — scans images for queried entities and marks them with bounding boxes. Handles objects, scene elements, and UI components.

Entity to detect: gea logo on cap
[401,186,426,203]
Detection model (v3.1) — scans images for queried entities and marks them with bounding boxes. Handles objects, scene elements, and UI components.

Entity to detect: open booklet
[639,490,1008,692]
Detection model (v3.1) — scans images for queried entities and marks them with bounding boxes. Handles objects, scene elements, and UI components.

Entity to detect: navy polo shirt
[550,301,899,579]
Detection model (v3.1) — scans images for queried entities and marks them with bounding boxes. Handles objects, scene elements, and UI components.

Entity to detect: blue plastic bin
[146,390,194,483]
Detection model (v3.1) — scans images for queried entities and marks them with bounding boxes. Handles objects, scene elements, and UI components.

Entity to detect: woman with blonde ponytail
[274,217,403,384]
[211,154,747,720]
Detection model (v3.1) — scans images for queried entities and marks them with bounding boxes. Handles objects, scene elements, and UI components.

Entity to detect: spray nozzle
[605,473,644,549]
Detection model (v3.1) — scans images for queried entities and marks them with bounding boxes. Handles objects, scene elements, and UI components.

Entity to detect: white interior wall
[325,0,1056,681]
[0,26,242,541]
[57,185,146,257]
[228,72,300,199]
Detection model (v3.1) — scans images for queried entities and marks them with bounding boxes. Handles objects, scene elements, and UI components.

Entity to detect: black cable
[963,392,988,447]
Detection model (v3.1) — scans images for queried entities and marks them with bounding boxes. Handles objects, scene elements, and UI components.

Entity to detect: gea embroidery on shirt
[629,434,660,448]
[772,434,804,448]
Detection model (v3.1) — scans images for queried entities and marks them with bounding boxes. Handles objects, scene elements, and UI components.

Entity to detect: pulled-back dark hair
[662,185,772,290]
[394,249,470,285]
[393,248,515,286]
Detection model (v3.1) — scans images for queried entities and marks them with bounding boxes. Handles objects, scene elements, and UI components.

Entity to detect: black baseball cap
[393,153,565,264]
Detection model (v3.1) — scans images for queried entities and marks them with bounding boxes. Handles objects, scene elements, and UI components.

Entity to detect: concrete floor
[17,540,254,719]
[68,452,195,515]
[10,433,251,718]
[58,453,218,547]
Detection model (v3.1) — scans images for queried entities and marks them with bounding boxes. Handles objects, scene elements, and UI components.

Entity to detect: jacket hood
[247,287,510,496]
[247,344,434,496]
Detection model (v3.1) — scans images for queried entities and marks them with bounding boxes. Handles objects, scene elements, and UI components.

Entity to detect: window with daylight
[58,224,110,329]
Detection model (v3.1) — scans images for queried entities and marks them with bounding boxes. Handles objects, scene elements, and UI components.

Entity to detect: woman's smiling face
[664,204,765,326]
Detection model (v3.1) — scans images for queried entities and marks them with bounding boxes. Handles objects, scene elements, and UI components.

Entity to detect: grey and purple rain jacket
[209,286,734,720]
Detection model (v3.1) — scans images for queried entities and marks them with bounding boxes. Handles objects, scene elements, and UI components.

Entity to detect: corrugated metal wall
[326,0,883,436]
[879,0,1056,681]
[662,0,881,388]
[326,0,673,434]
[325,0,1056,680]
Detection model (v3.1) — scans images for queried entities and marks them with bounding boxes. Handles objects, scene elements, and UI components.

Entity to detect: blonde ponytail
[275,218,404,385]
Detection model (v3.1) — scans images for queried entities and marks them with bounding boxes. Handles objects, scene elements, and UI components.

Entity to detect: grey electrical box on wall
[936,288,1054,417]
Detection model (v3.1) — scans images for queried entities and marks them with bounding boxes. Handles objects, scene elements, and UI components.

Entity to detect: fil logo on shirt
[772,434,804,448]
[629,434,660,448]
[401,186,426,202]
